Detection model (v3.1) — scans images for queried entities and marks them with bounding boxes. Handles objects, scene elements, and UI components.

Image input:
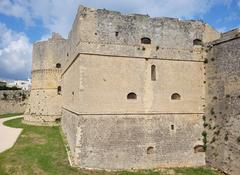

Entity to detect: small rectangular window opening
[151,65,156,81]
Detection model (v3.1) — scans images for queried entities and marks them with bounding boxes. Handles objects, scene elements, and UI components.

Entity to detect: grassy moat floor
[0,114,221,175]
[0,113,23,119]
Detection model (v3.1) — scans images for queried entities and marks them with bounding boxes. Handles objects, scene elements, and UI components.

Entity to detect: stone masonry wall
[205,29,240,175]
[24,33,67,125]
[0,90,29,115]
[61,5,220,170]
[62,110,205,170]
[64,6,219,71]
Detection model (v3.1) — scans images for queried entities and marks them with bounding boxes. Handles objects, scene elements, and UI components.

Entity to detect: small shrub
[202,131,207,151]
[202,131,207,137]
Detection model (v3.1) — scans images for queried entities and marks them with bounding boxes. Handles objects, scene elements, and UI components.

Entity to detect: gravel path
[0,116,23,153]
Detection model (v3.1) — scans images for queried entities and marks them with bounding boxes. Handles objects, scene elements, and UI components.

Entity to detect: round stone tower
[24,33,67,125]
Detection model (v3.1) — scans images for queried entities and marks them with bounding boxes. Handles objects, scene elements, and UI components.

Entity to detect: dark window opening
[194,145,205,153]
[55,118,61,123]
[151,65,156,81]
[141,37,151,44]
[193,39,203,46]
[171,125,174,130]
[147,146,154,154]
[115,32,119,37]
[57,86,62,95]
[67,53,69,57]
[171,93,181,100]
[127,93,137,100]
[56,63,61,68]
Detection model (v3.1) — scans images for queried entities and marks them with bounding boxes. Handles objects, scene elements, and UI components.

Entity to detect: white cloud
[0,0,232,80]
[0,0,81,37]
[0,0,226,37]
[0,23,32,80]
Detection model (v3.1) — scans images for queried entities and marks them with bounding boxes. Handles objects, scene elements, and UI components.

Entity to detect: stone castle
[23,5,240,175]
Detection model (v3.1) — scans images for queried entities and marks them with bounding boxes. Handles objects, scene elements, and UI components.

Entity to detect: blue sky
[0,0,239,80]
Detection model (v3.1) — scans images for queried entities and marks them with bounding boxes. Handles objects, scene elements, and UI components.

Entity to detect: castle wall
[67,6,218,54]
[62,110,205,169]
[0,90,29,115]
[61,6,220,170]
[24,34,67,125]
[62,53,206,169]
[63,54,205,114]
[205,29,240,175]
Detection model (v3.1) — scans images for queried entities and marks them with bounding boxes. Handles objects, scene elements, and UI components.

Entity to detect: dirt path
[0,116,23,153]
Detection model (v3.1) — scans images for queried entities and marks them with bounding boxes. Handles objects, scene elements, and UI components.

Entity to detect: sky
[0,0,239,80]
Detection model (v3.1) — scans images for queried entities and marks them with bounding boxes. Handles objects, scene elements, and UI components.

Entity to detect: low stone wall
[0,90,29,115]
[62,109,205,170]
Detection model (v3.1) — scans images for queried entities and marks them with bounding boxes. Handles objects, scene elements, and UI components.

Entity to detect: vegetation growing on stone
[0,117,220,175]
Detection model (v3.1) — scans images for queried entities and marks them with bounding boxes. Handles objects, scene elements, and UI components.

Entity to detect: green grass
[0,118,220,175]
[0,113,23,119]
[174,167,219,175]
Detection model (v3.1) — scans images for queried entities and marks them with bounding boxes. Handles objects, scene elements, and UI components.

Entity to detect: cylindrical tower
[24,33,67,125]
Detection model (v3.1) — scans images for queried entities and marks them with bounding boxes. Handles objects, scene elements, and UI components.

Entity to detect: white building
[7,79,31,90]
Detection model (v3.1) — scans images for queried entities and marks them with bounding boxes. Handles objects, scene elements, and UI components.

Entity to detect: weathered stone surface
[62,111,205,170]
[0,90,29,115]
[23,33,67,124]
[60,6,219,170]
[25,4,240,174]
[206,29,240,175]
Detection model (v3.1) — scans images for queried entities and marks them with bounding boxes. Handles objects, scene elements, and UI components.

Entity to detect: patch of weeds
[174,167,218,175]
[202,131,208,151]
